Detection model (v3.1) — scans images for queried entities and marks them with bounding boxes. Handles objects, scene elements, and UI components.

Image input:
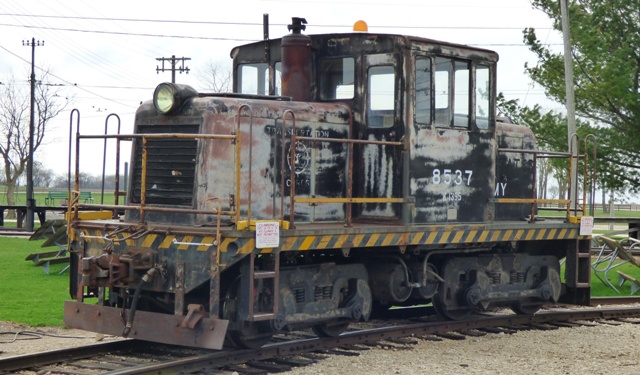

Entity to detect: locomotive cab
[231,18,524,225]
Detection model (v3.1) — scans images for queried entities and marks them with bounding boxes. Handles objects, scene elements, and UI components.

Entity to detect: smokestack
[281,17,312,101]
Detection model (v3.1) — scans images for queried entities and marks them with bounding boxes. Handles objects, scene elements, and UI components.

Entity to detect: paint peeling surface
[409,125,494,223]
[494,120,537,220]
[129,98,351,225]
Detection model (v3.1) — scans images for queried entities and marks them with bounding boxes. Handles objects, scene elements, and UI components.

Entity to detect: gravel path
[3,316,640,374]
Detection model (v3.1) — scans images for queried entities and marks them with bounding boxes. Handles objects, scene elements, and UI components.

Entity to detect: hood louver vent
[130,123,199,206]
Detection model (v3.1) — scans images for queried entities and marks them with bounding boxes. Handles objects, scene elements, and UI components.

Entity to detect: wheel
[312,321,350,338]
[432,287,474,320]
[510,302,543,315]
[222,278,273,349]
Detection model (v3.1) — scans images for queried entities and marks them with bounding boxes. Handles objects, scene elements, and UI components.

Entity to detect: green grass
[0,237,70,326]
[589,261,640,296]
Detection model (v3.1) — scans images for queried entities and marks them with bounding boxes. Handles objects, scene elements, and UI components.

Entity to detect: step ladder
[240,252,280,321]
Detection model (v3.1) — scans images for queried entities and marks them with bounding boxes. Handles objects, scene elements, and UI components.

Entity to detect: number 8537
[432,169,473,185]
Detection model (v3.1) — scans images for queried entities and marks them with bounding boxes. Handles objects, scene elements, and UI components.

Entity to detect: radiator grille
[130,123,199,206]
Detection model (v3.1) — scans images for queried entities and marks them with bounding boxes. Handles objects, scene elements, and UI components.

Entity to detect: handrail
[101,114,121,207]
[283,108,406,228]
[496,133,597,222]
[68,109,80,232]
[584,134,597,216]
[72,114,242,226]
[236,105,253,230]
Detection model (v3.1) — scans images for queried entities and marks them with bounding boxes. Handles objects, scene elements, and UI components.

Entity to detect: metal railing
[495,133,597,222]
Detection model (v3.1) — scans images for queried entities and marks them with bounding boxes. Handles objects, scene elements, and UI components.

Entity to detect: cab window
[367,65,395,128]
[238,63,269,95]
[454,61,470,127]
[476,64,490,129]
[319,57,355,100]
[435,58,471,128]
[415,56,431,125]
[435,57,452,126]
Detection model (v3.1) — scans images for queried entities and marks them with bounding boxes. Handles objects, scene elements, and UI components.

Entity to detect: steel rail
[105,306,640,374]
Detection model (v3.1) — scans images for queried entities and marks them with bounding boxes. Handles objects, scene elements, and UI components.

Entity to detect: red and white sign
[256,221,280,249]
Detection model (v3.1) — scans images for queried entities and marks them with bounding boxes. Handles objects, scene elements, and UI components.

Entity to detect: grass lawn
[0,237,69,327]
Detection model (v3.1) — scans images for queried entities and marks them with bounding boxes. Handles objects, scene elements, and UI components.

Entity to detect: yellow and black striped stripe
[80,226,584,255]
[219,226,584,254]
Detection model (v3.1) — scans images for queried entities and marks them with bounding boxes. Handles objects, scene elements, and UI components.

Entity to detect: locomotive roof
[231,32,499,63]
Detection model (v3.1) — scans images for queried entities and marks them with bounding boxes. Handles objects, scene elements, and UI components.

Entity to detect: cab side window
[476,64,490,129]
[415,56,431,126]
[238,63,269,95]
[435,57,452,126]
[434,58,472,128]
[319,57,355,100]
[367,65,395,128]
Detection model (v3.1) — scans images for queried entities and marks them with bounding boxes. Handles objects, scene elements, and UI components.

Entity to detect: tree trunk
[5,181,16,219]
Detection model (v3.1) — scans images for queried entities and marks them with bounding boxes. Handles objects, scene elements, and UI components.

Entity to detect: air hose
[123,267,157,336]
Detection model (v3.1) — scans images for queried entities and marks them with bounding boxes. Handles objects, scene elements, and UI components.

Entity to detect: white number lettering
[454,170,463,185]
[443,169,452,184]
[464,170,473,185]
[443,192,462,202]
[430,168,474,186]
[432,169,441,184]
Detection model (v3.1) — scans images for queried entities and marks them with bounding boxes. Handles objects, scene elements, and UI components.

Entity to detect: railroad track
[3,304,640,374]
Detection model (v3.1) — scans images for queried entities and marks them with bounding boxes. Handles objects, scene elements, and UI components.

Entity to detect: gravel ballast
[2,318,640,374]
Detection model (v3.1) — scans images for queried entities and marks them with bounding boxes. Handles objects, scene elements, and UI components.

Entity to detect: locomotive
[63,18,593,349]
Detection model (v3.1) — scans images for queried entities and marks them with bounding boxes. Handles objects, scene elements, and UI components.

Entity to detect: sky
[0,0,565,177]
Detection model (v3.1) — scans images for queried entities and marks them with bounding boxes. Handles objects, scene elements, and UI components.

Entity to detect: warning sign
[580,216,594,236]
[256,221,280,249]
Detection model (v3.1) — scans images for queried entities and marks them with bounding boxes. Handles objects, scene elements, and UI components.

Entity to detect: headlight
[153,83,198,114]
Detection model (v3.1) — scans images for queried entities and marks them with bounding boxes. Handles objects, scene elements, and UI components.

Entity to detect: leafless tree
[194,59,232,93]
[0,70,70,211]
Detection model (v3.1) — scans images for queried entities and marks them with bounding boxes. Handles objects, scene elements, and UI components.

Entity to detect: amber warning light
[353,20,368,32]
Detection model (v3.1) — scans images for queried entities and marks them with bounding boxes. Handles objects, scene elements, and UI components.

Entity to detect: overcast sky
[0,0,564,176]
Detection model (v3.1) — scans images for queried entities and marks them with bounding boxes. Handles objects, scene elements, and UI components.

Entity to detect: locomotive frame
[62,18,595,349]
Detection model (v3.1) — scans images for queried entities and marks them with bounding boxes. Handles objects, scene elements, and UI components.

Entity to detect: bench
[35,256,69,275]
[45,191,93,206]
[26,219,69,274]
[617,271,640,294]
[0,205,48,228]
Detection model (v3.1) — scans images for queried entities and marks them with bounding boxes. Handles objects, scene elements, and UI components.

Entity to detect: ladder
[239,252,280,321]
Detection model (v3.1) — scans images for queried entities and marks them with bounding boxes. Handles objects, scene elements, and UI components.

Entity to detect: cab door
[356,53,404,220]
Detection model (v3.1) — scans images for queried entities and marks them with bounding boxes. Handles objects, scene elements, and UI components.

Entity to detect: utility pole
[156,55,190,83]
[560,0,578,213]
[22,37,44,232]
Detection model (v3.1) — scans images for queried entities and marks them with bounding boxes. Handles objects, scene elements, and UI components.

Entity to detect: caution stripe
[81,229,218,252]
[81,227,583,255]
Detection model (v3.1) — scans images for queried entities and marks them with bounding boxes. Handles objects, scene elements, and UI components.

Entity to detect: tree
[194,59,232,92]
[0,70,70,210]
[33,161,55,188]
[523,0,640,192]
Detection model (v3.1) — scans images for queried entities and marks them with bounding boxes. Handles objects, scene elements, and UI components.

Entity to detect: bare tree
[0,70,70,210]
[194,59,232,93]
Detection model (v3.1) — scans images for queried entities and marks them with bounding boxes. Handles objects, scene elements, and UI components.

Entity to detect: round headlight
[154,83,176,114]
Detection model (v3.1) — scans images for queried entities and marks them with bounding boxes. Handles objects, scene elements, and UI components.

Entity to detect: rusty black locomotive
[63,18,594,349]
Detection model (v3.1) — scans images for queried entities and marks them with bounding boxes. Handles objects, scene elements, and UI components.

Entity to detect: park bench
[617,271,640,294]
[26,219,69,274]
[45,191,93,206]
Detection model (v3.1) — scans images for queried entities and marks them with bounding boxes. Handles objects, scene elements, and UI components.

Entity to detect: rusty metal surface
[64,301,229,350]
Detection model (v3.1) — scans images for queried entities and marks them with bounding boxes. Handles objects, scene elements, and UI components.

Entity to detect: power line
[0,13,553,31]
